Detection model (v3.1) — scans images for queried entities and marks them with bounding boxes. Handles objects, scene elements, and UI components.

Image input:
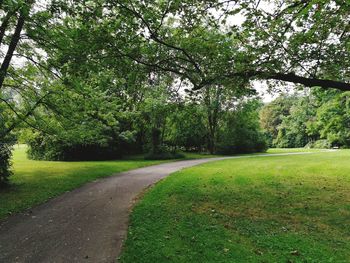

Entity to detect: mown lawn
[120,150,350,263]
[267,148,326,153]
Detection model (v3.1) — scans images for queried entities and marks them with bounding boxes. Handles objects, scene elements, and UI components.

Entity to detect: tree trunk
[207,131,215,154]
[0,4,29,90]
[204,86,221,154]
[151,127,161,154]
[0,9,18,45]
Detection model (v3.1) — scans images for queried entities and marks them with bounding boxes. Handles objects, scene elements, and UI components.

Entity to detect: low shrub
[216,132,268,155]
[144,145,185,160]
[27,133,122,161]
[144,151,185,160]
[304,139,332,149]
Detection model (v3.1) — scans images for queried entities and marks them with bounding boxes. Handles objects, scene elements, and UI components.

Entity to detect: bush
[0,139,14,188]
[27,132,123,161]
[144,151,185,160]
[144,144,185,160]
[304,139,332,149]
[216,135,268,155]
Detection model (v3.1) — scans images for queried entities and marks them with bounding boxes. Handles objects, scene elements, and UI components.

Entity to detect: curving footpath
[0,152,319,263]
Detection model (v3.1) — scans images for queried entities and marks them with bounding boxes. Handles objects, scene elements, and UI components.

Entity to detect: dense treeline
[261,89,350,149]
[1,0,349,186]
[21,71,267,161]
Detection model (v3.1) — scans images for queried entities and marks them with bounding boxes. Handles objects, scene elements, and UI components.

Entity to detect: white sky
[253,82,278,102]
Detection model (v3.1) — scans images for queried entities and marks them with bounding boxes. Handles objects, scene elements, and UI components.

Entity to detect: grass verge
[120,150,349,262]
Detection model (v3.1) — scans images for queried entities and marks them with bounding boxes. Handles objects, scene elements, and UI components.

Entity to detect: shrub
[0,138,14,188]
[304,139,332,149]
[27,132,123,161]
[144,145,185,160]
[216,134,268,155]
[144,151,185,160]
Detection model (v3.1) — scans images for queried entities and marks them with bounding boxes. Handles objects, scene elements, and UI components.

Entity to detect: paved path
[0,152,321,263]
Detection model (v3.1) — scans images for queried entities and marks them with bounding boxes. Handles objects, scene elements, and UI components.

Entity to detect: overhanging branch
[194,71,350,91]
[265,72,350,91]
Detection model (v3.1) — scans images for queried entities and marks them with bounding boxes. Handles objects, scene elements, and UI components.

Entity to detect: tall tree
[0,0,34,89]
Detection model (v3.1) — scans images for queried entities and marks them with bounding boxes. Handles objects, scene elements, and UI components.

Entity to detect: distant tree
[274,96,316,148]
[140,85,174,155]
[261,89,350,149]
[314,92,350,147]
[166,103,207,151]
[260,94,298,146]
[217,98,267,154]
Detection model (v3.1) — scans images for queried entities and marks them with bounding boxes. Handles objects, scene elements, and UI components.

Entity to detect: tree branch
[0,11,25,89]
[194,71,350,92]
[266,72,350,91]
[1,91,53,136]
[0,8,19,45]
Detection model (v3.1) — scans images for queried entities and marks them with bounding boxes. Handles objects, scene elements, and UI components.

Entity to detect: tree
[140,85,174,155]
[314,92,350,147]
[0,100,16,186]
[260,94,298,146]
[166,102,207,151]
[274,96,315,148]
[0,0,35,89]
[23,64,146,160]
[217,98,267,154]
[260,88,350,149]
[105,0,350,92]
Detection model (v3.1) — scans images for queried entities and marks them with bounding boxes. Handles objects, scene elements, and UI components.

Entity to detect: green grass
[267,148,327,153]
[120,150,350,263]
[0,145,170,220]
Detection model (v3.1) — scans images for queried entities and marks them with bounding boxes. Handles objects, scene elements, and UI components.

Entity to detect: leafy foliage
[260,94,299,146]
[0,104,15,187]
[166,103,207,151]
[0,139,13,187]
[217,99,268,154]
[261,89,350,149]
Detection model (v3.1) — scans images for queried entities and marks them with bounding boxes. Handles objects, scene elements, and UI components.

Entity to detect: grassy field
[120,150,350,262]
[267,148,327,153]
